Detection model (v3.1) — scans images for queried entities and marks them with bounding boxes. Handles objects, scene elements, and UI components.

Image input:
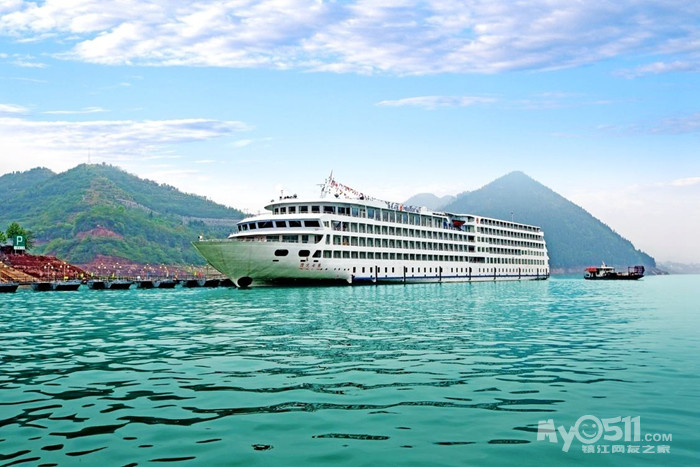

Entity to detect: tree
[0,231,5,244]
[6,222,35,250]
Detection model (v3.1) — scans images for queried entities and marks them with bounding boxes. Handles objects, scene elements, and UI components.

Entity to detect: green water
[1,276,698,466]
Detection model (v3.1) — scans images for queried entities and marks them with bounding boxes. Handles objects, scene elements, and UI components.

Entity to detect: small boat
[106,280,133,290]
[584,263,644,280]
[0,282,19,293]
[88,279,133,290]
[52,280,82,291]
[156,279,178,289]
[31,280,82,291]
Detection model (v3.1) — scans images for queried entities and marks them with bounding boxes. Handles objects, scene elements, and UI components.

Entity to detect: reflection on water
[1,277,698,465]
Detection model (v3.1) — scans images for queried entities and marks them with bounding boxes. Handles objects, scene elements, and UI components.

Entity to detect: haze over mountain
[0,164,244,265]
[409,171,656,272]
[403,193,457,211]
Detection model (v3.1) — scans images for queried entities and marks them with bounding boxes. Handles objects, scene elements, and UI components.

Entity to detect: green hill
[437,172,656,272]
[0,164,244,265]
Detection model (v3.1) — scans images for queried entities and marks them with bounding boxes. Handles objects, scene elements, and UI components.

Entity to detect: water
[1,276,698,466]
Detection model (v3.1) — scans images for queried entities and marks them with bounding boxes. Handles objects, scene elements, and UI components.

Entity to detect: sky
[0,0,699,263]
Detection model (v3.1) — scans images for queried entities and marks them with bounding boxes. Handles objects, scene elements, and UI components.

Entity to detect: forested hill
[0,164,245,265]
[437,172,656,272]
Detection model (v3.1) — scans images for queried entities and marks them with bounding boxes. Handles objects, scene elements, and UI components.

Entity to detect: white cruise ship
[193,176,549,288]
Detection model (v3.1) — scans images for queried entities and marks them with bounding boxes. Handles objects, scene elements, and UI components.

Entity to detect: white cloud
[0,1,698,75]
[601,113,700,135]
[0,103,28,114]
[0,116,250,173]
[669,176,700,188]
[43,106,107,114]
[617,60,699,78]
[376,95,496,109]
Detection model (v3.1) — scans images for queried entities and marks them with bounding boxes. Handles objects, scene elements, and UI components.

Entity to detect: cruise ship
[193,176,550,288]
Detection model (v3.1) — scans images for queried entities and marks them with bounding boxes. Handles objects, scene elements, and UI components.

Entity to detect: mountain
[403,193,457,211]
[657,262,700,274]
[434,171,655,272]
[0,164,244,265]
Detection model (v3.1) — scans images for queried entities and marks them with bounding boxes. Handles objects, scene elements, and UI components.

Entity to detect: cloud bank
[0,116,249,172]
[0,0,698,75]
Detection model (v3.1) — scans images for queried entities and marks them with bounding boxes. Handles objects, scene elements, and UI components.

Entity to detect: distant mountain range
[0,164,244,265]
[403,193,457,211]
[406,171,656,273]
[0,166,656,272]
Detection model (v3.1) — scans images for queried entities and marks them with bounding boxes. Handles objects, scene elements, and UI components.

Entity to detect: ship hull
[193,239,548,288]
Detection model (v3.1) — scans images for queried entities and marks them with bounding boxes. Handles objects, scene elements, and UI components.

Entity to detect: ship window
[367,252,374,259]
[324,206,335,214]
[351,207,359,217]
[301,235,310,243]
[300,206,308,213]
[240,224,248,231]
[266,235,280,242]
[249,223,257,230]
[323,251,331,258]
[280,207,287,214]
[313,250,322,258]
[304,220,321,228]
[333,251,341,258]
[289,220,302,228]
[342,251,350,258]
[274,249,289,256]
[312,205,320,213]
[274,221,287,228]
[288,206,296,214]
[282,235,298,243]
[299,250,310,257]
[259,221,273,229]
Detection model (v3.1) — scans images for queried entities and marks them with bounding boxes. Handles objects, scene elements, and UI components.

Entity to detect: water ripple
[1,277,698,465]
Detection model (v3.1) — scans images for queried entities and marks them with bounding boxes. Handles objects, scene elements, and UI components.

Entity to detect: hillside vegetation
[0,164,244,265]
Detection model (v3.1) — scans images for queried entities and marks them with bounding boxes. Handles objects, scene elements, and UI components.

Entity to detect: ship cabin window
[282,235,298,243]
[288,206,296,214]
[304,220,321,228]
[274,249,289,256]
[248,223,257,230]
[323,251,331,258]
[274,221,287,228]
[274,208,279,214]
[239,224,248,231]
[312,205,320,213]
[280,207,287,214]
[289,220,302,228]
[300,206,308,213]
[324,206,335,214]
[338,206,350,216]
[351,207,359,217]
[299,250,310,257]
[313,250,322,258]
[259,221,273,229]
[367,208,375,219]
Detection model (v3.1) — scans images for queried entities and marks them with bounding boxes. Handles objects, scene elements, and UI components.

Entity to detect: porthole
[274,249,289,257]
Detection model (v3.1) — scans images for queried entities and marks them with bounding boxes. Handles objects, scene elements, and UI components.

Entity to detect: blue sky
[0,0,699,263]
